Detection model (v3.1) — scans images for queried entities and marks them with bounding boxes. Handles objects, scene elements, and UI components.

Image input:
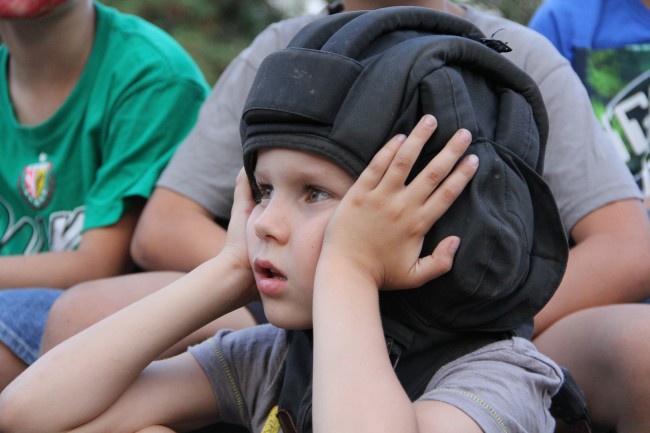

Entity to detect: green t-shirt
[0,1,208,254]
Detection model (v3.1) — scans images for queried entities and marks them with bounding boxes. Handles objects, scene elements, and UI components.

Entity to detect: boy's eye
[307,187,332,203]
[256,184,273,203]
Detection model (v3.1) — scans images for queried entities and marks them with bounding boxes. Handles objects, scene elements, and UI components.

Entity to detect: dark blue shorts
[0,288,63,364]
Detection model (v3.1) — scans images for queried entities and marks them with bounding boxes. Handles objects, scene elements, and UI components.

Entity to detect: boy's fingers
[389,236,459,290]
[355,133,406,189]
[422,235,460,277]
[234,168,253,200]
[232,168,257,217]
[422,154,478,219]
[382,115,438,187]
[410,128,472,202]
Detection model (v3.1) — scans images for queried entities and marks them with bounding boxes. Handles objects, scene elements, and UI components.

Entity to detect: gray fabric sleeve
[466,7,642,236]
[188,325,289,431]
[157,14,322,220]
[534,60,641,234]
[419,338,563,433]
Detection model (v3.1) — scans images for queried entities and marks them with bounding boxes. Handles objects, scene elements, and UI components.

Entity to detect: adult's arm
[534,198,650,335]
[131,188,226,272]
[0,208,140,289]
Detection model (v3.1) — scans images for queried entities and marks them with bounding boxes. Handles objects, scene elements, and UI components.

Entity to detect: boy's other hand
[220,169,257,293]
[321,115,478,291]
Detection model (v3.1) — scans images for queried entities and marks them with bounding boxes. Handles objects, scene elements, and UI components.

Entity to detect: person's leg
[534,304,650,433]
[0,288,62,390]
[0,345,26,391]
[41,271,258,358]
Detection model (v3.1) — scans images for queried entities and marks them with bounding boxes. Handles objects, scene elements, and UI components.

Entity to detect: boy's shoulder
[189,325,290,429]
[214,324,289,359]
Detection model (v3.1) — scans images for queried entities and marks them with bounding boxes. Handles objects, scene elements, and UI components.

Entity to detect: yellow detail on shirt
[262,405,281,433]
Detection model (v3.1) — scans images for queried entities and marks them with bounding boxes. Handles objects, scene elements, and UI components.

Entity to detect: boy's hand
[320,115,478,290]
[220,169,257,294]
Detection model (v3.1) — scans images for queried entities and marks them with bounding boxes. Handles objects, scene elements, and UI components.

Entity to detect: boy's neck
[0,0,95,124]
[343,0,466,17]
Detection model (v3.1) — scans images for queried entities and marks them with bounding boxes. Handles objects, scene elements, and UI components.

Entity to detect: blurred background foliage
[103,0,543,86]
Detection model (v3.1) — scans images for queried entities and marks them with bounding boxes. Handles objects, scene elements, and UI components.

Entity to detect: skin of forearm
[535,222,650,335]
[0,209,139,289]
[131,188,228,272]
[0,249,132,289]
[312,259,419,433]
[132,215,227,272]
[0,254,254,432]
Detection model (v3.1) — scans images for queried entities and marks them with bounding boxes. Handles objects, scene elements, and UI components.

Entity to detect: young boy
[0,8,565,433]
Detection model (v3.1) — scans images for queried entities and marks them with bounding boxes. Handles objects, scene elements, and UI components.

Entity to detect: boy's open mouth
[254,260,287,280]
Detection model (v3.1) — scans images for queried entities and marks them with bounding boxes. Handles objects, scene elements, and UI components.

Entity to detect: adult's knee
[41,272,185,354]
[535,304,650,432]
[599,306,650,432]
[40,281,109,353]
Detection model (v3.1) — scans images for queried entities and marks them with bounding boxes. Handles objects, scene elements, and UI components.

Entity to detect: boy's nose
[253,200,290,244]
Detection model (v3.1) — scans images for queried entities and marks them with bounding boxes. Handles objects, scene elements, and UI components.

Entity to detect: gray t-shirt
[158,6,640,236]
[189,325,563,433]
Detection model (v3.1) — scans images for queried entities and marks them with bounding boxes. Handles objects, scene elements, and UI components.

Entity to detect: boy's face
[247,148,355,330]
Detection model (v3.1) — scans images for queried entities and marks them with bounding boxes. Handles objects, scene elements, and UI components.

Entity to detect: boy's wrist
[195,252,257,310]
[314,253,380,293]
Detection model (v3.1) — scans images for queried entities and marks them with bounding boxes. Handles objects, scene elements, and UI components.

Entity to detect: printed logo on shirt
[49,206,84,251]
[261,405,281,433]
[600,71,650,177]
[18,152,55,209]
[0,197,84,254]
[0,195,44,254]
[575,44,650,197]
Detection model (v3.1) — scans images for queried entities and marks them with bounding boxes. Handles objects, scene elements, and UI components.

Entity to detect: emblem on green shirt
[19,152,55,209]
